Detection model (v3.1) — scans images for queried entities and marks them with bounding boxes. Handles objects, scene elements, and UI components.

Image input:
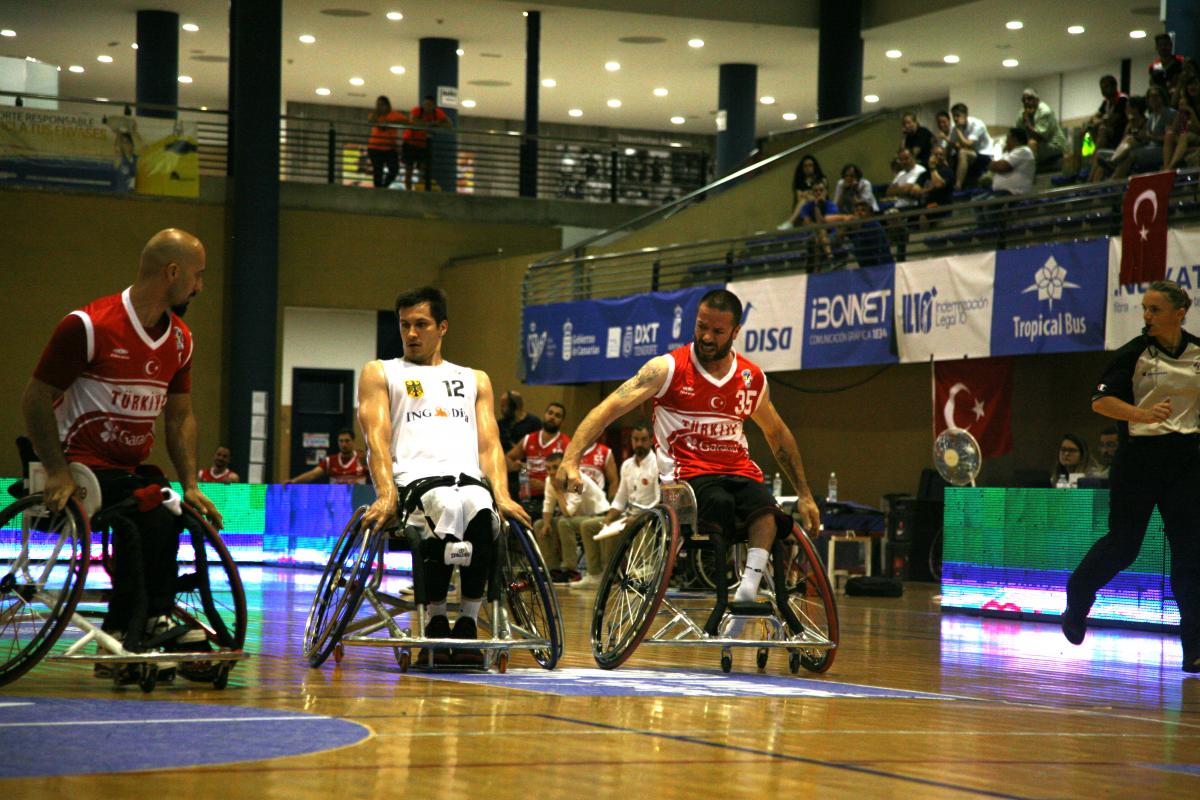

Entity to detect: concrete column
[135,10,178,118]
[716,63,757,178]
[418,37,459,193]
[817,0,863,121]
[520,10,540,198]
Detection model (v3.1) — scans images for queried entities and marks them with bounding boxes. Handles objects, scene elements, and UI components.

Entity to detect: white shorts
[400,481,497,541]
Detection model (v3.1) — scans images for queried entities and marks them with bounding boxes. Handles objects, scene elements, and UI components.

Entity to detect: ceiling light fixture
[1006,20,1023,30]
[782,112,797,121]
[885,49,902,59]
[182,23,199,32]
[541,78,556,88]
[568,108,583,117]
[943,54,960,64]
[131,42,138,49]
[653,87,669,97]
[299,34,316,44]
[624,147,636,156]
[456,48,464,56]
[1129,30,1147,39]
[68,65,84,73]
[349,76,365,86]
[386,11,403,21]
[462,99,477,108]
[759,96,776,105]
[390,65,406,74]
[670,115,685,124]
[669,142,682,148]
[1067,25,1085,35]
[606,98,622,108]
[604,61,620,72]
[864,94,880,103]
[97,54,113,63]
[316,87,331,96]
[177,75,192,83]
[1002,58,1019,68]
[0,29,15,38]
[95,97,108,102]
[688,38,704,48]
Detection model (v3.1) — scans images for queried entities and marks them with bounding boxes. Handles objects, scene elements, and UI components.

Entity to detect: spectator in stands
[950,102,993,190]
[199,445,240,484]
[1149,33,1185,94]
[1053,434,1089,487]
[367,95,407,188]
[1091,96,1150,183]
[541,450,610,584]
[1110,88,1176,179]
[498,389,541,495]
[934,111,957,163]
[985,127,1036,196]
[1088,427,1119,479]
[831,163,878,213]
[884,147,926,262]
[918,144,955,209]
[844,200,892,268]
[1088,75,1129,154]
[1018,88,1067,169]
[901,112,935,167]
[1165,81,1200,170]
[599,423,659,570]
[798,181,843,266]
[402,95,452,191]
[779,155,825,230]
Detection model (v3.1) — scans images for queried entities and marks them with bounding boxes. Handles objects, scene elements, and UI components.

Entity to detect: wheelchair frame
[303,497,563,674]
[591,481,839,674]
[0,469,249,692]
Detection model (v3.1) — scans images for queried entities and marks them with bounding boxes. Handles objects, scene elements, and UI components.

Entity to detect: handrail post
[326,125,336,184]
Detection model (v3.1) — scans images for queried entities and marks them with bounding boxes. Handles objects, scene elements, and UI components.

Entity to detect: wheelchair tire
[303,508,378,668]
[172,507,248,684]
[690,538,735,591]
[500,520,563,670]
[591,507,678,670]
[0,495,91,687]
[776,524,839,674]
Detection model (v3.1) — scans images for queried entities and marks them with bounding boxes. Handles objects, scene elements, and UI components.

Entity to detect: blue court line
[533,713,1035,800]
[1139,763,1200,777]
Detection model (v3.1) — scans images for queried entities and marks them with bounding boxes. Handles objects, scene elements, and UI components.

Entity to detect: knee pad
[420,535,474,567]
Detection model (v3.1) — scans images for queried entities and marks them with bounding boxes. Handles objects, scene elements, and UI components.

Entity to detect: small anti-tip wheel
[720,648,733,674]
[213,664,231,690]
[497,651,509,674]
[333,642,345,665]
[397,649,411,673]
[756,648,769,671]
[139,664,158,694]
[788,650,801,674]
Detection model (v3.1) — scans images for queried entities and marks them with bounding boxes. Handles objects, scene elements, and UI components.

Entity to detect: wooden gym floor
[2,567,1198,799]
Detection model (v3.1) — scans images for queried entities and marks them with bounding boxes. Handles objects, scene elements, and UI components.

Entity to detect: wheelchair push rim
[778,524,839,673]
[303,507,377,667]
[500,520,563,669]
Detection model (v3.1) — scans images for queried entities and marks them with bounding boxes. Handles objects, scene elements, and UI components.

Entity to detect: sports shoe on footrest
[450,616,483,666]
[418,614,452,666]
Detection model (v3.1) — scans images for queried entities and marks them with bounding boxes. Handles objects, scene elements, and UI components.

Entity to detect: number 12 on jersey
[443,379,465,398]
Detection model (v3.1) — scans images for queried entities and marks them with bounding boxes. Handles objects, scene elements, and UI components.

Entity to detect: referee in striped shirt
[1063,280,1200,673]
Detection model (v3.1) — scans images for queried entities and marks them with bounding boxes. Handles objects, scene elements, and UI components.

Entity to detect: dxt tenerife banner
[522,285,720,384]
[0,107,200,196]
[1106,229,1200,349]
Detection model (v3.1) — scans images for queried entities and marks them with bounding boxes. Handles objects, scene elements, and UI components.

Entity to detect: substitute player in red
[287,428,368,485]
[557,289,820,607]
[21,228,222,655]
[199,445,240,483]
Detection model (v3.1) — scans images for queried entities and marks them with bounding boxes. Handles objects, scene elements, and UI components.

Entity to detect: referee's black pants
[1066,434,1200,662]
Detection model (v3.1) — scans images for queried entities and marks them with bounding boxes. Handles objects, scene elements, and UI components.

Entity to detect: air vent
[321,8,371,17]
[468,79,510,87]
[618,36,666,44]
[192,55,229,62]
[910,60,954,69]
[480,52,502,58]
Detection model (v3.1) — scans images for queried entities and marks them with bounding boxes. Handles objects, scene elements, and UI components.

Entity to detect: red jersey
[521,430,570,497]
[580,442,611,491]
[322,452,367,484]
[652,344,766,482]
[198,466,239,484]
[34,289,193,472]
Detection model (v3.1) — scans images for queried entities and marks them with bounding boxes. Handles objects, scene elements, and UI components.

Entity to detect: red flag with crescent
[1119,170,1176,285]
[933,357,1013,458]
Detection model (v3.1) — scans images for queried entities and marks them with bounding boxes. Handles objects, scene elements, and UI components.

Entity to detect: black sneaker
[1061,606,1087,646]
[418,614,452,666]
[450,616,483,666]
[1184,653,1200,674]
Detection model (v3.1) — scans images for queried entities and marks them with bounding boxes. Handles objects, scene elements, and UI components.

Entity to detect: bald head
[133,228,207,317]
[139,228,204,279]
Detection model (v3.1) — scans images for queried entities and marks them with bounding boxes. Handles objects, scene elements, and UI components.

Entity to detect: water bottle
[518,462,530,500]
[771,472,783,497]
[1055,473,1069,489]
[1081,131,1096,158]
[827,472,838,503]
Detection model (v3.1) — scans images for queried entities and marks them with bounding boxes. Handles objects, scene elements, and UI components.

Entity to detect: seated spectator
[1053,434,1089,487]
[199,445,240,484]
[1165,80,1200,170]
[901,112,935,167]
[843,200,892,268]
[1087,427,1119,479]
[1111,88,1175,179]
[1018,88,1067,168]
[541,451,610,584]
[1149,32,1185,94]
[1087,75,1128,151]
[798,181,846,266]
[1091,95,1150,182]
[832,162,878,212]
[779,155,825,230]
[934,111,958,163]
[950,102,993,189]
[599,423,659,572]
[984,127,1036,196]
[918,144,955,209]
[883,148,926,262]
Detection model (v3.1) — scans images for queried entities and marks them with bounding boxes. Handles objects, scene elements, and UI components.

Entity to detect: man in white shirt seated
[541,451,611,585]
[950,102,993,190]
[600,424,661,564]
[986,127,1036,195]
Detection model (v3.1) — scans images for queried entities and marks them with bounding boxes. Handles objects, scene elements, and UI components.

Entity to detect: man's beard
[543,421,560,435]
[633,446,650,458]
[171,302,190,317]
[694,337,732,363]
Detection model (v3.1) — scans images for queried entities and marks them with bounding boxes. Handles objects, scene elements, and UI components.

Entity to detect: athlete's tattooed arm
[752,384,821,532]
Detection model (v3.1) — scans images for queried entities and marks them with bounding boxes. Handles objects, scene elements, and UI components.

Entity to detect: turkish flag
[933,357,1013,458]
[1119,170,1176,285]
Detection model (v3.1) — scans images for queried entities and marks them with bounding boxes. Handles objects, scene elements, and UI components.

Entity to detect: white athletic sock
[734,547,770,602]
[461,598,482,621]
[428,601,448,620]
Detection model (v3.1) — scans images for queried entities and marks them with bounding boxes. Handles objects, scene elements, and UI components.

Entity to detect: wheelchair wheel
[690,538,735,591]
[172,507,248,684]
[500,521,563,670]
[303,508,378,667]
[0,496,90,686]
[591,507,678,670]
[777,524,839,673]
[928,530,943,582]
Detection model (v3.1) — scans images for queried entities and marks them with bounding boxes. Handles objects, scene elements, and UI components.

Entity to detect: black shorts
[401,142,430,166]
[686,474,779,540]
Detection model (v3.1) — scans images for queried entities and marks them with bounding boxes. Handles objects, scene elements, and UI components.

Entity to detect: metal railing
[521,167,1200,307]
[0,91,711,206]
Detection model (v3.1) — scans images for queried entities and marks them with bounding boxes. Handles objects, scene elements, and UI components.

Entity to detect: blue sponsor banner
[523,285,720,384]
[801,264,897,368]
[990,239,1108,356]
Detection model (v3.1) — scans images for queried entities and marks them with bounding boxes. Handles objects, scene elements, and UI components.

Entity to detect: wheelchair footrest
[727,601,774,617]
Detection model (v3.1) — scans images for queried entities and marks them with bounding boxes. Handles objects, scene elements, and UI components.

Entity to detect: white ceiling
[0,0,1168,133]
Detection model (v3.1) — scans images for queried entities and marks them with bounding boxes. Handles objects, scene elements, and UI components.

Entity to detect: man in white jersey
[358,286,529,663]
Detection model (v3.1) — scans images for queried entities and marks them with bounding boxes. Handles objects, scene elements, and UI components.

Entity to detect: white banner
[729,274,807,372]
[1106,229,1200,349]
[894,252,996,363]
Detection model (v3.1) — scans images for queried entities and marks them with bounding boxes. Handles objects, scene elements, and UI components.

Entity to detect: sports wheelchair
[303,474,563,673]
[0,459,248,692]
[591,481,839,674]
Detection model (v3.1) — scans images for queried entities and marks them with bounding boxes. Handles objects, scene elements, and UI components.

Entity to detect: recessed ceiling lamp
[943,54,960,64]
[389,65,405,74]
[670,115,685,124]
[386,11,403,21]
[299,34,316,44]
[604,61,620,72]
[606,98,622,108]
[1006,20,1023,30]
[349,76,365,86]
[97,54,113,63]
[1067,25,1085,34]
[568,108,583,117]
[885,49,902,58]
[68,65,84,73]
[462,99,476,108]
[653,87,668,97]
[688,38,704,48]
[182,23,199,32]
[1002,58,1019,68]
[315,87,331,96]
[0,29,15,37]
[864,94,880,103]
[782,112,797,121]
[759,96,775,105]
[177,75,192,83]
[131,42,138,49]
[541,78,556,88]
[456,48,464,56]
[1129,30,1147,39]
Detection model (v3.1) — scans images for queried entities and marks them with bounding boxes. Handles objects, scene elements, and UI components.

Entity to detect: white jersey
[381,358,481,484]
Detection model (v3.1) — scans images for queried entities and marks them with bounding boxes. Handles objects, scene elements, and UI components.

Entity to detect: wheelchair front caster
[496,651,509,674]
[138,664,158,693]
[788,650,801,674]
[756,648,769,671]
[720,647,733,674]
[213,664,231,690]
[333,643,345,665]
